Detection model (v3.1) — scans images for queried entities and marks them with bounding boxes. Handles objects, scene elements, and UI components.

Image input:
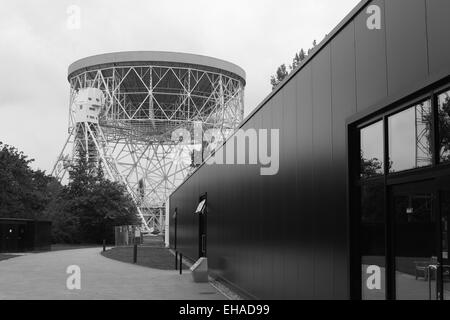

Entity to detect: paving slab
[0,248,225,300]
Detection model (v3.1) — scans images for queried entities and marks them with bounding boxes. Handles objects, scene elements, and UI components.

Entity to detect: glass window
[361,182,386,300]
[438,90,450,163]
[360,121,384,178]
[388,101,433,173]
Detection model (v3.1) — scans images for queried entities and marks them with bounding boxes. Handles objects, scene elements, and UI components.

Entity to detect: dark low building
[0,219,52,253]
[169,0,450,300]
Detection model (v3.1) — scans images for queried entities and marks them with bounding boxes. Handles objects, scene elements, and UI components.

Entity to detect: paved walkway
[0,248,225,300]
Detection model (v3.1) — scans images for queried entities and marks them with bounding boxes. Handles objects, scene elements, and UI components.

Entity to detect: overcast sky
[0,0,360,172]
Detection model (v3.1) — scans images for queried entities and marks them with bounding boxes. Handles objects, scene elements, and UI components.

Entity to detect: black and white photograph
[0,0,450,308]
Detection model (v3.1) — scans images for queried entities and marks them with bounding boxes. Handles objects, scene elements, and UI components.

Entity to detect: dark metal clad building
[169,0,450,300]
[0,219,52,253]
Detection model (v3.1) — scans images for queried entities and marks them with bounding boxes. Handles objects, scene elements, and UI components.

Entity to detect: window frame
[357,86,450,182]
[436,87,450,165]
[195,198,206,214]
[386,98,434,174]
[350,81,450,300]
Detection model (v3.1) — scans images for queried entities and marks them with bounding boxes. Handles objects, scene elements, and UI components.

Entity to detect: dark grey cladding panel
[331,22,358,122]
[178,176,196,260]
[385,0,429,95]
[261,98,276,298]
[426,0,450,76]
[186,175,199,259]
[311,46,334,299]
[282,79,299,299]
[355,0,388,112]
[296,63,314,298]
[268,93,284,298]
[331,21,357,298]
[246,110,265,298]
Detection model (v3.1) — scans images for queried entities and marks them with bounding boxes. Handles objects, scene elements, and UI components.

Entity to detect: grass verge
[51,244,100,252]
[0,254,19,261]
[102,246,188,270]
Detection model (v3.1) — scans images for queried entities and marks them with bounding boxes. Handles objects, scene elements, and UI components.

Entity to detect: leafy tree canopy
[0,142,60,219]
[270,39,321,90]
[46,147,139,244]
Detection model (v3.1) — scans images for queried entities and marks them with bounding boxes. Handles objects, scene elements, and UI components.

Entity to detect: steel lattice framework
[52,52,245,232]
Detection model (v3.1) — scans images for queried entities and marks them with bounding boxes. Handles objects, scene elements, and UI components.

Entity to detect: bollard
[103,239,106,252]
[133,244,138,264]
[179,253,183,275]
[175,251,178,270]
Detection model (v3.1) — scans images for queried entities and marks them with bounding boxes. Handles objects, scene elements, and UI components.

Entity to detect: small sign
[406,208,414,214]
[134,229,140,238]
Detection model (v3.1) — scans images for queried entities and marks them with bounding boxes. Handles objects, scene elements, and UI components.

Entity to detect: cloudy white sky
[0,0,360,172]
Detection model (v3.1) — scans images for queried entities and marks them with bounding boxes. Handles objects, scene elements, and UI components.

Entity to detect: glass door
[391,180,440,300]
[4,224,19,253]
[438,176,450,300]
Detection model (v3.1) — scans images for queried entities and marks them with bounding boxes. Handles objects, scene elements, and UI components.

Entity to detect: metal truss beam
[53,63,245,232]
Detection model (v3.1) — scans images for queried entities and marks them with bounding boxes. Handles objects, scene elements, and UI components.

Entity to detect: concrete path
[0,248,225,300]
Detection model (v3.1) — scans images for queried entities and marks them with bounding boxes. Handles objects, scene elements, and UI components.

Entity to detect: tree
[270,64,289,90]
[289,49,307,72]
[76,179,139,243]
[44,196,81,243]
[299,49,306,62]
[438,94,450,161]
[360,153,383,179]
[290,53,300,71]
[46,152,139,244]
[270,37,324,90]
[308,40,318,55]
[67,146,97,196]
[0,141,138,244]
[0,142,60,219]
